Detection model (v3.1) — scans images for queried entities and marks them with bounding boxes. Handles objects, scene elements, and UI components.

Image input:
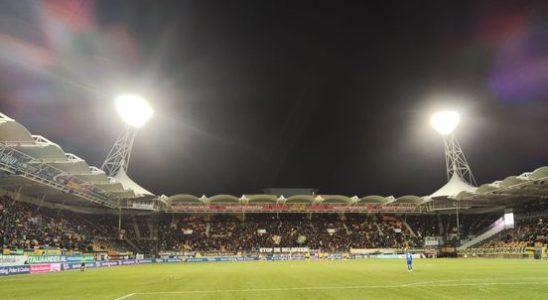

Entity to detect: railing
[0,142,117,208]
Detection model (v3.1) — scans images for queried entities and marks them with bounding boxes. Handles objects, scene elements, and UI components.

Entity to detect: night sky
[1,0,548,197]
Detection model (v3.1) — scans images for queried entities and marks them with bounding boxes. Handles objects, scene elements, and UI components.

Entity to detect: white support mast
[101,94,153,176]
[442,133,477,186]
[101,126,137,177]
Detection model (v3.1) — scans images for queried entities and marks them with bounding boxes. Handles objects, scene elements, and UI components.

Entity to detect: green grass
[1,259,548,300]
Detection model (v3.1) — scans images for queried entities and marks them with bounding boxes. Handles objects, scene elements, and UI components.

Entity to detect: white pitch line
[113,293,136,300]
[112,281,548,300]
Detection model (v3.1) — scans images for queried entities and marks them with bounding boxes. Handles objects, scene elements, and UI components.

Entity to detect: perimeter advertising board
[0,255,28,266]
[30,264,61,274]
[27,255,65,264]
[0,265,30,276]
[185,256,260,263]
[65,254,95,263]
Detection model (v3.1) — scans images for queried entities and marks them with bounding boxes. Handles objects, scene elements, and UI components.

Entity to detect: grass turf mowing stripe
[112,280,548,299]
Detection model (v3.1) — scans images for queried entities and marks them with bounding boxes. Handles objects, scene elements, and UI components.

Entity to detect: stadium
[1,1,548,300]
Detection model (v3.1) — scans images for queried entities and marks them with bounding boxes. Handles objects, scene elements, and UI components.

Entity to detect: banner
[159,251,184,257]
[32,249,62,256]
[2,258,179,276]
[266,255,306,261]
[30,264,53,274]
[63,262,97,270]
[171,204,419,213]
[96,261,118,267]
[50,263,62,272]
[424,236,441,246]
[259,247,310,253]
[131,202,154,210]
[3,249,25,256]
[65,255,94,263]
[0,265,30,276]
[0,146,110,201]
[0,255,28,266]
[27,255,64,264]
[186,257,260,263]
[0,152,18,166]
[350,248,396,255]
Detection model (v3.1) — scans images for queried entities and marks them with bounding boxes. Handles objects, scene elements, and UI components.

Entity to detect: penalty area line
[112,281,548,299]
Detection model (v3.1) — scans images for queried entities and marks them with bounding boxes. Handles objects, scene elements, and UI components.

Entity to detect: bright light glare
[430,111,460,135]
[504,212,514,227]
[115,94,154,128]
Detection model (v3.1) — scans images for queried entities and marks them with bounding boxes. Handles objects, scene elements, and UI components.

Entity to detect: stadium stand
[471,217,547,252]
[1,195,95,251]
[2,191,548,263]
[158,213,417,252]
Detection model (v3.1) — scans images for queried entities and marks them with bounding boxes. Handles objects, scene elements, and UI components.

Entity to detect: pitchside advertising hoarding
[25,254,95,264]
[0,255,28,266]
[27,255,64,264]
[0,258,185,277]
[30,264,62,274]
[185,257,259,262]
[65,254,95,263]
[0,265,30,276]
[0,254,96,266]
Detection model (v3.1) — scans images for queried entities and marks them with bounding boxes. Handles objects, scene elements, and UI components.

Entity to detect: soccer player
[405,249,413,272]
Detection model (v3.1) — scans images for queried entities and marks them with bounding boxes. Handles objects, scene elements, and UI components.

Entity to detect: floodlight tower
[101,94,153,176]
[430,111,477,186]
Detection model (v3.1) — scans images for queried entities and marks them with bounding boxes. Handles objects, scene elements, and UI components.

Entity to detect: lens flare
[115,94,153,128]
[430,111,460,135]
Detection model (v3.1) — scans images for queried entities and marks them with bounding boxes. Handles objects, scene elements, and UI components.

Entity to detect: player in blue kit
[405,249,413,272]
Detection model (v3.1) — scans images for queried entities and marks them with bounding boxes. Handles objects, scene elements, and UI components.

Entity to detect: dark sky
[1,0,548,197]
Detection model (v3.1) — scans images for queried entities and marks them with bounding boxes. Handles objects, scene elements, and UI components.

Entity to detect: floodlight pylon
[101,126,137,176]
[442,133,477,186]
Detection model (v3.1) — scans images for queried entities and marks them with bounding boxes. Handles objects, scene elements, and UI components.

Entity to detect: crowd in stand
[158,213,419,253]
[478,217,547,251]
[405,214,500,242]
[0,196,95,251]
[2,194,547,255]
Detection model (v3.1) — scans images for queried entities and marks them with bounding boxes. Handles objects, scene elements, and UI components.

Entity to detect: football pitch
[1,259,547,300]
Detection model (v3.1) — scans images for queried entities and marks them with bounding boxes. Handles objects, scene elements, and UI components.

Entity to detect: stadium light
[102,94,154,177]
[430,110,460,135]
[114,94,154,128]
[428,109,475,185]
[429,109,474,240]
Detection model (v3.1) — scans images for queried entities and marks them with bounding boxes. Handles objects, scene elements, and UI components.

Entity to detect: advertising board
[27,255,64,264]
[0,255,28,266]
[30,264,52,274]
[0,265,30,276]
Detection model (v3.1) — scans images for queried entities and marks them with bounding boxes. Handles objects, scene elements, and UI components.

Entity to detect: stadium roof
[0,112,156,212]
[429,173,478,199]
[2,111,548,214]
